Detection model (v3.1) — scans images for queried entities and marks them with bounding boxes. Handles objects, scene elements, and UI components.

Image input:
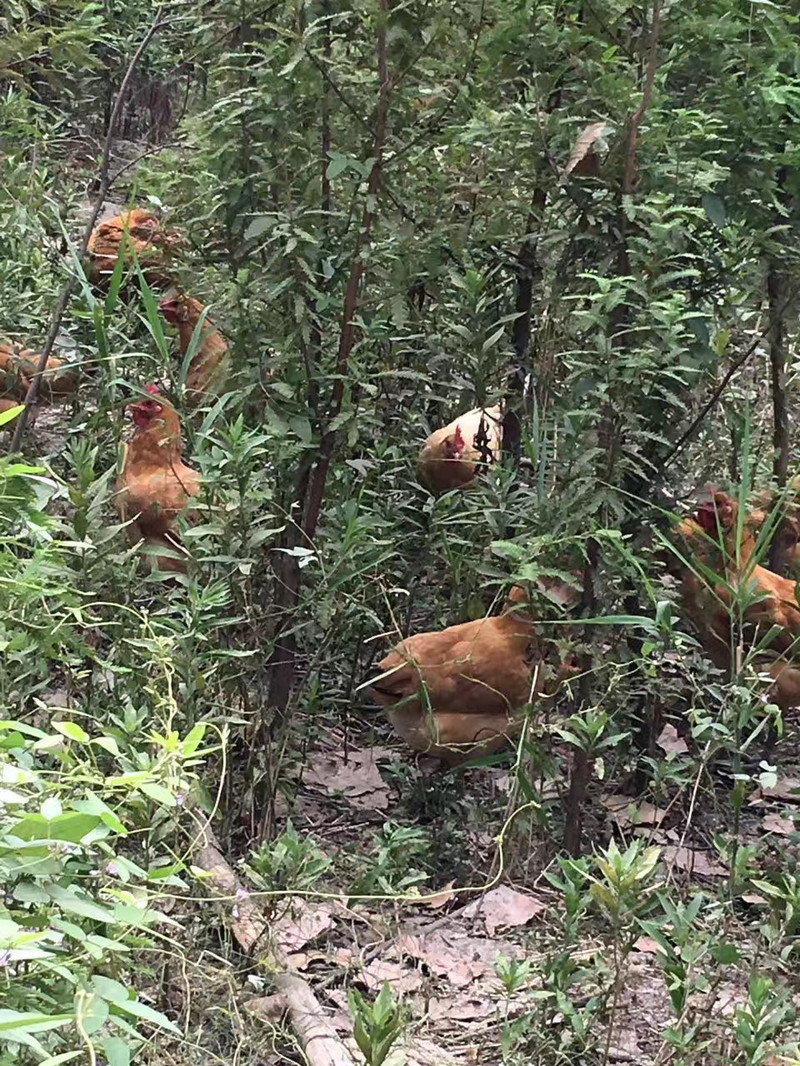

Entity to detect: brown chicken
[86,209,182,288]
[747,481,800,575]
[159,294,231,407]
[418,405,503,495]
[369,586,577,764]
[0,340,79,404]
[115,384,201,573]
[674,491,800,708]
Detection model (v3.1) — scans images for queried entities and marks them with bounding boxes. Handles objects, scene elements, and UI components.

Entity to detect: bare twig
[194,829,356,1066]
[622,0,663,196]
[661,331,773,468]
[301,0,391,540]
[9,6,167,453]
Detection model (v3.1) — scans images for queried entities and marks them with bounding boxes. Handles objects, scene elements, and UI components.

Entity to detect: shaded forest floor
[140,715,800,1066]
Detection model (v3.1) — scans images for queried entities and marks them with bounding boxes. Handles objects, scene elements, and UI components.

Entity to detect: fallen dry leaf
[427,993,495,1022]
[490,771,513,793]
[463,885,546,935]
[662,846,727,878]
[244,993,287,1022]
[563,120,608,180]
[607,1027,642,1062]
[305,748,390,810]
[400,1036,465,1066]
[713,983,747,1018]
[633,936,661,955]
[741,892,766,905]
[423,882,455,910]
[273,899,333,953]
[395,930,522,988]
[758,777,800,803]
[762,813,795,835]
[283,951,309,970]
[363,958,423,993]
[603,795,667,828]
[657,724,689,756]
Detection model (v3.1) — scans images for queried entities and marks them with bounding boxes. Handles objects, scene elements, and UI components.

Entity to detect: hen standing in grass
[674,490,800,709]
[159,294,231,407]
[370,585,577,764]
[115,384,201,574]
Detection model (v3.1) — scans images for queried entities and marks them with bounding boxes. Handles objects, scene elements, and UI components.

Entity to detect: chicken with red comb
[115,384,201,574]
[417,405,503,495]
[672,489,800,707]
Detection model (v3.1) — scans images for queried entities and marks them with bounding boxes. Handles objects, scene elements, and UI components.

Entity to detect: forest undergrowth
[3,1,800,1064]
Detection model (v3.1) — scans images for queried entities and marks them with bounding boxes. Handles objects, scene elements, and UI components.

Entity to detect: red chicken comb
[144,383,161,396]
[453,424,465,453]
[694,488,738,535]
[694,501,718,534]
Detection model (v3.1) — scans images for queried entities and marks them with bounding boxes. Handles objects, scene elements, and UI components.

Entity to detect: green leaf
[110,996,181,1036]
[41,796,63,821]
[702,193,726,229]
[104,1036,131,1066]
[39,1052,83,1066]
[139,782,177,807]
[0,1010,72,1034]
[244,216,273,240]
[76,992,109,1035]
[10,812,101,843]
[710,942,740,965]
[91,976,130,1004]
[48,886,117,923]
[91,735,121,756]
[326,153,351,180]
[0,404,24,427]
[182,723,206,756]
[52,721,89,743]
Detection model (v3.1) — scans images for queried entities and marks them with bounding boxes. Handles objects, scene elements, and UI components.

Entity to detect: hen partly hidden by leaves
[748,480,800,578]
[673,489,800,709]
[417,405,503,495]
[86,208,182,288]
[115,385,201,574]
[369,585,578,765]
[0,339,80,417]
[159,294,231,407]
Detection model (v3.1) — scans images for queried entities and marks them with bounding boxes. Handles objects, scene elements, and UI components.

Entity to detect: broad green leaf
[139,782,177,807]
[104,1036,131,1066]
[0,404,24,427]
[91,975,130,1004]
[0,1010,72,1034]
[41,796,63,821]
[702,192,726,229]
[76,992,109,1035]
[52,721,89,743]
[10,812,101,843]
[110,996,181,1036]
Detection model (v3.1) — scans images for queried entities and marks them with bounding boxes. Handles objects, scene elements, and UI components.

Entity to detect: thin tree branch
[622,0,663,196]
[661,329,779,469]
[301,0,391,541]
[9,6,167,453]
